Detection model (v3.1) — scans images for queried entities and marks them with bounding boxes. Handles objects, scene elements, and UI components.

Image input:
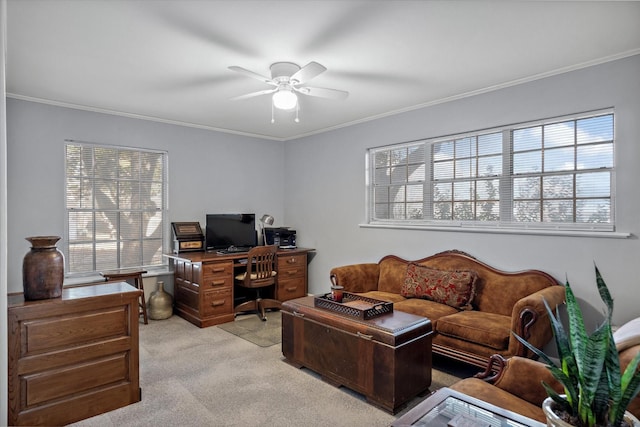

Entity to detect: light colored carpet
[69,313,478,427]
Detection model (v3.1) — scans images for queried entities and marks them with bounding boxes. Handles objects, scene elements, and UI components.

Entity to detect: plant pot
[542,397,640,427]
[22,236,65,300]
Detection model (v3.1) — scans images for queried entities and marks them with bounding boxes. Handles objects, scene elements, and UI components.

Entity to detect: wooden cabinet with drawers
[276,252,308,301]
[7,282,141,426]
[168,248,313,328]
[173,258,235,327]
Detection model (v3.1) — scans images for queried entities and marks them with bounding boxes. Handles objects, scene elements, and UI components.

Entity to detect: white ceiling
[6,0,640,141]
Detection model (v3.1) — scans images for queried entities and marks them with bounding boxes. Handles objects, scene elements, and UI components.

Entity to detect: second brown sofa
[450,343,640,423]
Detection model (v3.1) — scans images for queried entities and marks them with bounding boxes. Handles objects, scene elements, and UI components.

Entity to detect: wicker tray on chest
[314,292,393,320]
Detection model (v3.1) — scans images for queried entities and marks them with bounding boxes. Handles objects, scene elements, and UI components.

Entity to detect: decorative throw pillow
[614,317,640,352]
[401,263,477,310]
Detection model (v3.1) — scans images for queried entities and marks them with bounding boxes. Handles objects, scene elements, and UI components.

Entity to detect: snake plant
[514,266,640,427]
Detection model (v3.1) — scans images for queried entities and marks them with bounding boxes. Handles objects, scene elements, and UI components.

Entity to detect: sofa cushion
[401,263,477,310]
[394,298,459,323]
[330,263,381,293]
[614,317,640,352]
[355,291,407,304]
[378,257,411,294]
[437,311,511,351]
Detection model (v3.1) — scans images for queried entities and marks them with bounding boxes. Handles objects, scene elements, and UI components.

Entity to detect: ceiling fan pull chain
[271,102,275,124]
[295,104,300,123]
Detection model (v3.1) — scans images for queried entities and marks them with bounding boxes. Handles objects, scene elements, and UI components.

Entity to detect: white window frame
[64,140,169,277]
[366,109,623,237]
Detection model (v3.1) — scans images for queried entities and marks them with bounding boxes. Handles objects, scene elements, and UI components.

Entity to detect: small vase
[542,396,640,427]
[22,236,65,300]
[148,281,173,320]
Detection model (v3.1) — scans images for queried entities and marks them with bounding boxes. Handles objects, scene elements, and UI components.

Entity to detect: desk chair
[234,245,279,321]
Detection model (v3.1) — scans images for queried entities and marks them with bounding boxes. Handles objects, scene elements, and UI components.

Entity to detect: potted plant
[514,266,640,427]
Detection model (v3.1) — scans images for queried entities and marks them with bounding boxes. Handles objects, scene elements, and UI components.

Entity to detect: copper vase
[22,236,65,300]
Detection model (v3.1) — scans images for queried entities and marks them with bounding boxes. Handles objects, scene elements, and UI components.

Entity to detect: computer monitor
[205,214,257,250]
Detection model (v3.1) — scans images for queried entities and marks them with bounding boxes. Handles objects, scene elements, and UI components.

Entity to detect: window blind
[510,113,613,227]
[65,141,168,275]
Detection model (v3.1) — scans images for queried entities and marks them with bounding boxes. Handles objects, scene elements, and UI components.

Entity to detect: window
[65,141,168,276]
[368,110,615,232]
[431,132,502,222]
[373,143,425,220]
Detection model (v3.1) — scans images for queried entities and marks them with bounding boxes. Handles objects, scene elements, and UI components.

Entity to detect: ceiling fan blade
[290,61,327,85]
[230,88,277,101]
[295,86,349,100]
[228,66,275,85]
[152,6,258,56]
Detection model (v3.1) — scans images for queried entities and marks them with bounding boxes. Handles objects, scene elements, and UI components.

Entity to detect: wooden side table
[101,269,148,324]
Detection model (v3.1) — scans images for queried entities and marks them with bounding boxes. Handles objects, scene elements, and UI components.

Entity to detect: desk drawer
[202,288,233,316]
[278,254,307,274]
[277,277,306,301]
[203,261,233,278]
[201,275,233,289]
[278,265,305,279]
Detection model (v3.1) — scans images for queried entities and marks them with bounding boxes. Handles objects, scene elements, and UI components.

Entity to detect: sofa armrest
[508,285,566,357]
[329,263,380,293]
[489,355,561,407]
[620,344,640,419]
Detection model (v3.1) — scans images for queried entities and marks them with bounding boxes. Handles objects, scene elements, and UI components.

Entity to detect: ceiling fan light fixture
[272,88,298,110]
[229,61,347,122]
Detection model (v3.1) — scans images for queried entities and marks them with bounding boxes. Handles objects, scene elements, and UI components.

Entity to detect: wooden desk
[165,247,314,328]
[7,282,141,426]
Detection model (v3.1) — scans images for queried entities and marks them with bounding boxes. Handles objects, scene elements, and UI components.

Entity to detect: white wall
[6,99,286,295]
[285,55,640,327]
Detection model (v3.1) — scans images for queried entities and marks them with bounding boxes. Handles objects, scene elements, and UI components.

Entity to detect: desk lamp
[260,214,275,245]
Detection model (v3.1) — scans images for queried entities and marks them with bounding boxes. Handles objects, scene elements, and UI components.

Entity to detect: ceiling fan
[228,61,348,122]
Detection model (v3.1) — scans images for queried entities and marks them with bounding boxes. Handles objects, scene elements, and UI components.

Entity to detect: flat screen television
[205,214,257,251]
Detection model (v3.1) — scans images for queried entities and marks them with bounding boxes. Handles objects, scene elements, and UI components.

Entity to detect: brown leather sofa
[450,344,640,423]
[330,250,565,368]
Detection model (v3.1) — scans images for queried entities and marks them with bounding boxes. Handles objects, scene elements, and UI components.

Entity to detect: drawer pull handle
[210,280,225,286]
[286,270,299,275]
[357,332,373,340]
[293,311,305,318]
[286,286,297,292]
[287,258,297,264]
[211,300,226,307]
[212,268,225,273]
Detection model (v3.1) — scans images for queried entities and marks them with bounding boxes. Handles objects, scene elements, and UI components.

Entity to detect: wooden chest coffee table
[281,295,433,414]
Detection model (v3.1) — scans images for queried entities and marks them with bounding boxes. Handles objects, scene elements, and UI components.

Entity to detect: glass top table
[392,388,546,427]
